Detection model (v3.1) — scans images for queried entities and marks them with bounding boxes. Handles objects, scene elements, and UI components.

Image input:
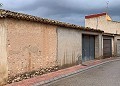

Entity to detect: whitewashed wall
[57,27,82,67]
[0,19,8,85]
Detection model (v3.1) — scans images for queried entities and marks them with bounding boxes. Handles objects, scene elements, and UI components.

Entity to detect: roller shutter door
[103,39,112,58]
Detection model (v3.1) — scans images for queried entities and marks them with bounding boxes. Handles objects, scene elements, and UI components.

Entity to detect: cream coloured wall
[85,15,120,34]
[0,19,8,85]
[57,27,82,67]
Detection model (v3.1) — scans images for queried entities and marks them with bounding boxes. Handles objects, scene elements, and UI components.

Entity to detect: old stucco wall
[57,27,82,67]
[0,19,8,85]
[4,18,57,76]
[85,15,120,34]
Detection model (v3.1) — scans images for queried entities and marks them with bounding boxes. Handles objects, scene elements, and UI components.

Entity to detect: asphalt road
[43,60,120,86]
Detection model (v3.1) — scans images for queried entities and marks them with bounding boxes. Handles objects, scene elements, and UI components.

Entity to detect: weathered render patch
[4,18,57,77]
[57,27,82,68]
[0,19,8,85]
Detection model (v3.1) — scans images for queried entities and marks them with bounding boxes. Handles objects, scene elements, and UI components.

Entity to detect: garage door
[103,39,112,58]
[117,39,120,56]
[82,35,95,62]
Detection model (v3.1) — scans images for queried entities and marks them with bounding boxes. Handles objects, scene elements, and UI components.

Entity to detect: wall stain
[28,52,32,71]
[9,45,41,56]
[62,51,66,66]
[9,50,21,55]
[77,54,82,64]
[22,45,41,56]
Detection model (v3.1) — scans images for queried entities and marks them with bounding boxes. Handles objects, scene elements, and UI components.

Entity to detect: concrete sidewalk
[6,57,120,86]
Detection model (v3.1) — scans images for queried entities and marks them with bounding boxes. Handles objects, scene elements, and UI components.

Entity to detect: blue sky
[0,0,120,26]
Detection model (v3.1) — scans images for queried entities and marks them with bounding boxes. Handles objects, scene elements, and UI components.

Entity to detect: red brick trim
[85,13,107,19]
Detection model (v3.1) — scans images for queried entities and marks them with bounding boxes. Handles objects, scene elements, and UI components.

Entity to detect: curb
[33,58,120,86]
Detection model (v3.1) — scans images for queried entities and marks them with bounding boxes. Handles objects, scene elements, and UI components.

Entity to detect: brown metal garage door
[103,39,112,58]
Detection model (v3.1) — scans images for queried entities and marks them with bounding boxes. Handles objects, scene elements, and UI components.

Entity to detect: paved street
[43,60,120,86]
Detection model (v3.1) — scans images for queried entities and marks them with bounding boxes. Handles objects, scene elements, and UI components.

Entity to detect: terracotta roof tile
[0,9,103,33]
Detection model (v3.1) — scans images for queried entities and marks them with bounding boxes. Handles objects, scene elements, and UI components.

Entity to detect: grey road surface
[43,60,120,86]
